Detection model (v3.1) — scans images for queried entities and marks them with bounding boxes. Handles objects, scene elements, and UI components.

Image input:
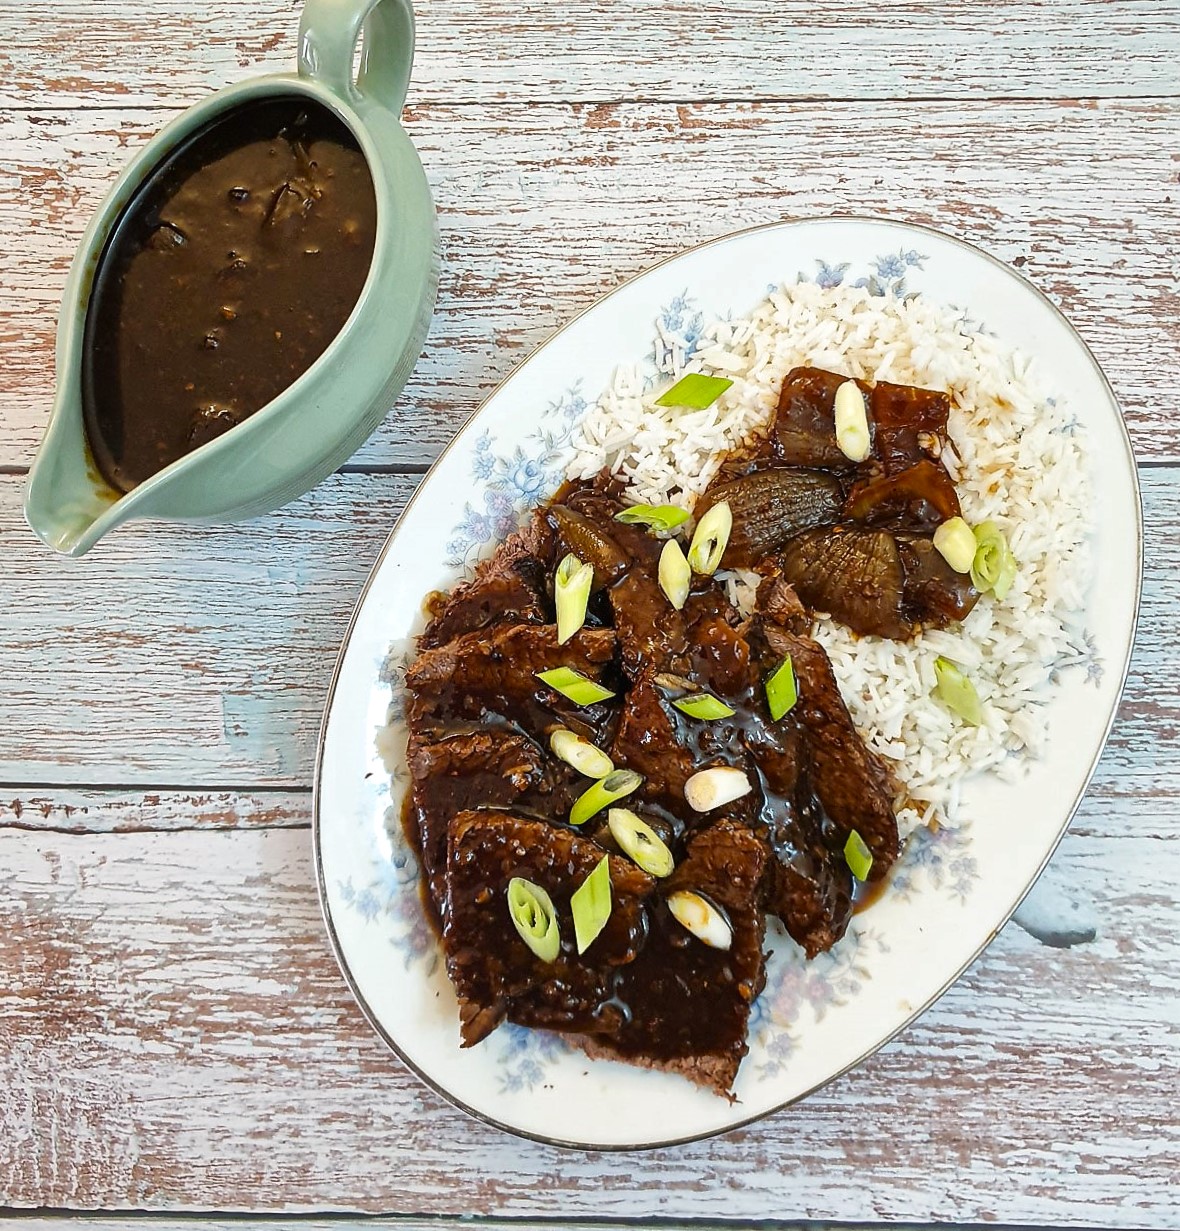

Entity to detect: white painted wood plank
[0,819,1175,1222]
[3,101,1177,470]
[2,0,1178,110]
[0,466,1173,788]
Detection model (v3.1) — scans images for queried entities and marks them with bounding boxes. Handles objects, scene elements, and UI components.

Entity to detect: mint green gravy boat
[25,0,437,556]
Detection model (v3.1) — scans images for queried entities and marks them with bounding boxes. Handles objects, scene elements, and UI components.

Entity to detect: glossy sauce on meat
[83,97,376,491]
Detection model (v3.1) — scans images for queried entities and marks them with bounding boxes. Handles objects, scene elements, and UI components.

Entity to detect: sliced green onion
[970,521,1018,600]
[569,768,643,826]
[672,692,736,721]
[608,807,675,878]
[687,500,732,575]
[667,890,732,949]
[658,538,691,610]
[765,656,798,721]
[555,552,594,645]
[843,830,873,882]
[932,516,976,574]
[536,666,615,707]
[834,379,871,462]
[549,727,614,778]
[570,856,612,954]
[506,877,560,962]
[933,656,983,725]
[654,373,733,410]
[613,503,691,531]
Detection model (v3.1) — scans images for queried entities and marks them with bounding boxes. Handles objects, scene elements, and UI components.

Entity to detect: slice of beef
[407,730,546,917]
[585,819,768,1097]
[610,668,697,807]
[420,512,554,650]
[405,623,621,747]
[760,627,899,877]
[773,366,871,470]
[443,811,655,1045]
[755,573,811,635]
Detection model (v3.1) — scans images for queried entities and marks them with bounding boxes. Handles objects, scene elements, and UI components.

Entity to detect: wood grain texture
[0,811,1175,1222]
[2,0,1179,110]
[2,100,1179,470]
[0,465,1172,789]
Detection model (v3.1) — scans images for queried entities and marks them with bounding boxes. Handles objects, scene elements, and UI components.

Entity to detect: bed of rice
[565,282,1092,838]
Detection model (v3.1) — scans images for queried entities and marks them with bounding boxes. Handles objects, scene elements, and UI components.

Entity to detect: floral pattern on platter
[355,248,1095,1097]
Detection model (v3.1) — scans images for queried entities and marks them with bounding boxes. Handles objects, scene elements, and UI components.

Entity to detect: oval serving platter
[314,217,1141,1149]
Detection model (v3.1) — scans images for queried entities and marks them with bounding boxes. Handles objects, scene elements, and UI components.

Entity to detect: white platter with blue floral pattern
[314,217,1140,1149]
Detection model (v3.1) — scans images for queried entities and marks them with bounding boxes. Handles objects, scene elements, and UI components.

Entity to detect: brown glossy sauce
[82,97,377,492]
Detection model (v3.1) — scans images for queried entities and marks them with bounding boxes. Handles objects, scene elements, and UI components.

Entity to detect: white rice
[565,282,1092,837]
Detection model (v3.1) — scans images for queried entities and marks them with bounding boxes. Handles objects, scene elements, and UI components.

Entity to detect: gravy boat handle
[298,0,415,116]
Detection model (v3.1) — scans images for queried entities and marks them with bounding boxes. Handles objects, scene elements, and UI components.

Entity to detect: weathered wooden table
[2,1,1177,1226]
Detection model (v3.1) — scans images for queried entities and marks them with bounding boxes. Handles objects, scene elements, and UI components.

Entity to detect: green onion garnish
[932,516,976,574]
[658,538,691,610]
[843,830,873,882]
[765,656,798,721]
[970,521,1018,600]
[614,503,691,531]
[506,877,560,962]
[687,500,732,575]
[654,373,733,410]
[554,552,594,645]
[549,727,614,778]
[607,807,675,878]
[570,856,612,954]
[536,666,615,707]
[569,768,643,826]
[933,656,983,725]
[672,692,736,721]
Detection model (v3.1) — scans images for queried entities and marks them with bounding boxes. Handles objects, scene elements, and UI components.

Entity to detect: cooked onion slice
[608,807,674,878]
[506,877,560,962]
[549,727,614,778]
[570,769,643,826]
[683,766,752,812]
[667,890,732,950]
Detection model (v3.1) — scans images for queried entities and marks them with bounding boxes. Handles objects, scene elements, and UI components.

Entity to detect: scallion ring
[765,655,798,721]
[932,516,976,574]
[506,877,560,962]
[554,552,594,645]
[843,830,874,882]
[549,727,614,778]
[970,521,1018,600]
[687,501,732,575]
[607,807,675,878]
[536,666,615,707]
[658,538,691,610]
[933,656,983,725]
[569,768,643,827]
[654,372,733,410]
[570,856,612,954]
[672,692,736,721]
[613,503,691,531]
